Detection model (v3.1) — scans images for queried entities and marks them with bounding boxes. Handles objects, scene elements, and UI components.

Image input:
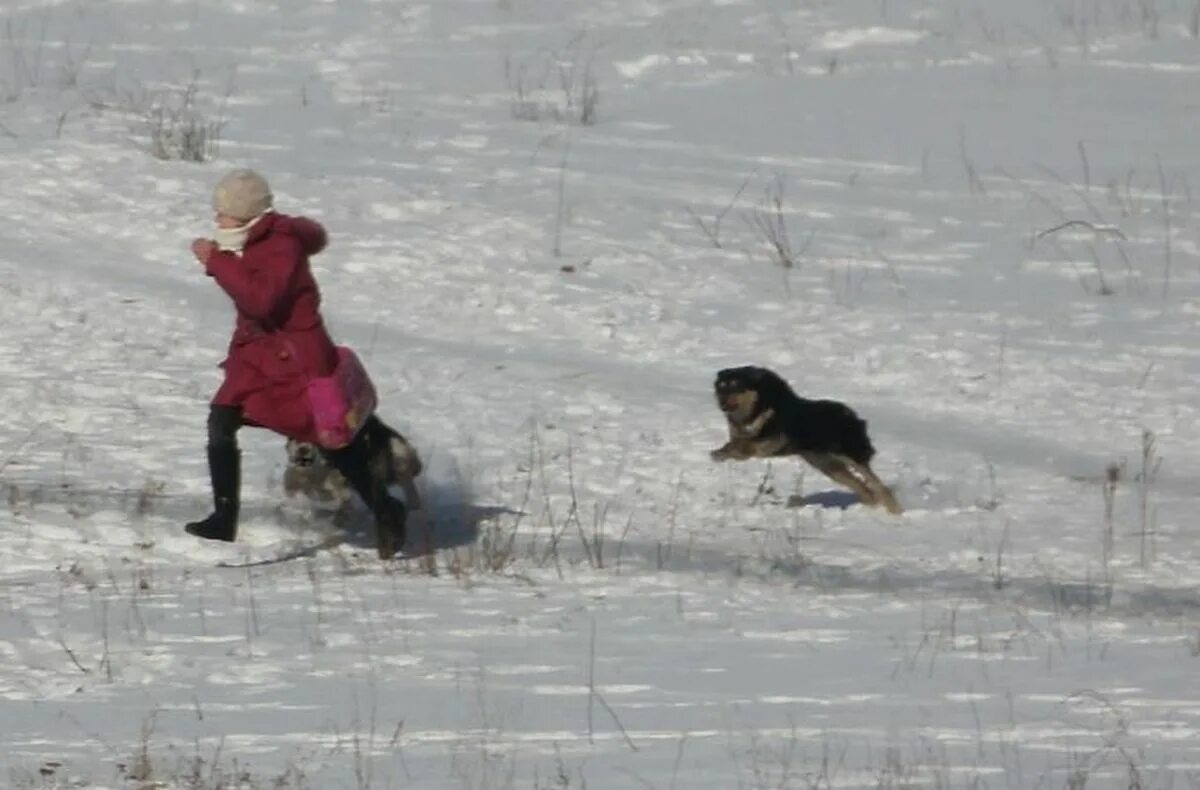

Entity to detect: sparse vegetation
[83,70,231,161]
[141,73,229,162]
[506,32,599,126]
[687,172,755,249]
[1136,428,1161,567]
[1,12,94,101]
[743,173,814,295]
[1101,460,1121,586]
[746,173,806,273]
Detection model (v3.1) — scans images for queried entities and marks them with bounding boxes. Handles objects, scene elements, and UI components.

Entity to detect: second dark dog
[284,416,423,512]
[710,365,902,514]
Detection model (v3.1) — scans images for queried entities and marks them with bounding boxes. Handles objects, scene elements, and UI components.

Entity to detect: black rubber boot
[185,444,241,542]
[322,433,406,559]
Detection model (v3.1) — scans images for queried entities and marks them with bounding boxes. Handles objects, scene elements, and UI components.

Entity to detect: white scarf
[214,211,271,253]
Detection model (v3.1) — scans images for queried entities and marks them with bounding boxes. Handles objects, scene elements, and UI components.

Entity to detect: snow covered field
[1,0,1199,786]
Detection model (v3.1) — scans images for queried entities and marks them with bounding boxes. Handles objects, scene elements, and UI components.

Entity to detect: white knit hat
[212,169,273,222]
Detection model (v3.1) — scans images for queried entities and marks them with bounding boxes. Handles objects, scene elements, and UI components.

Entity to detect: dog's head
[714,366,795,422]
[286,439,320,468]
[714,366,766,423]
[283,439,353,504]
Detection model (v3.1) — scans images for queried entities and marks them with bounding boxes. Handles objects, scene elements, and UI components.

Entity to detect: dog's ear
[748,366,794,403]
[743,366,768,384]
[716,366,760,389]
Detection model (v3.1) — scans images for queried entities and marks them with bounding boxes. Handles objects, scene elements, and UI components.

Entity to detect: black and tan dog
[710,366,902,514]
[284,416,423,512]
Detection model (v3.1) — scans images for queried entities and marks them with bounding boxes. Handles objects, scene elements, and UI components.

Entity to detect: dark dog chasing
[710,365,903,515]
[284,417,423,514]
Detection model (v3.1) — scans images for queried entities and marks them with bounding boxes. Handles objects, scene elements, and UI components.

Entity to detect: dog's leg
[740,407,776,437]
[378,427,428,552]
[388,437,423,485]
[711,438,758,461]
[801,452,880,507]
[396,475,431,556]
[869,476,903,515]
[282,465,308,498]
[840,458,904,515]
[400,478,423,511]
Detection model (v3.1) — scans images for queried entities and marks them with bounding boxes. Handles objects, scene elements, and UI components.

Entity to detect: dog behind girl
[186,169,411,559]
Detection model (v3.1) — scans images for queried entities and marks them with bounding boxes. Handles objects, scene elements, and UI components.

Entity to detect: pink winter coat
[204,213,339,443]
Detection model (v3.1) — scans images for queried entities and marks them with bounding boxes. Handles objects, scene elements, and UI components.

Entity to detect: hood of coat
[245,213,328,256]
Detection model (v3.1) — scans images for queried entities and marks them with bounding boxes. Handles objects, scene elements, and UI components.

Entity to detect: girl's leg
[185,406,243,541]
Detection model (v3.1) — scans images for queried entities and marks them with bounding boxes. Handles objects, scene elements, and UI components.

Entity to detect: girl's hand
[191,238,217,264]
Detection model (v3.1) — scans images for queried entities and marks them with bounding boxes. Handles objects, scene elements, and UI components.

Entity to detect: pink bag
[307,347,378,449]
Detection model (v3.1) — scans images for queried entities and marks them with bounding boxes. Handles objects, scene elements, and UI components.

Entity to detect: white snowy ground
[1,0,1199,786]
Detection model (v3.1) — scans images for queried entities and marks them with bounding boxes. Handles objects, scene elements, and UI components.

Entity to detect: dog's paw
[710,447,730,462]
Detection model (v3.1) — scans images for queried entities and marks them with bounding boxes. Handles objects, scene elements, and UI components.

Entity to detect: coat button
[278,350,290,360]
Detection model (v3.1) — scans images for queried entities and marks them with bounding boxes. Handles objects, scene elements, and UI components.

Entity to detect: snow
[1,0,1199,787]
[812,27,929,52]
